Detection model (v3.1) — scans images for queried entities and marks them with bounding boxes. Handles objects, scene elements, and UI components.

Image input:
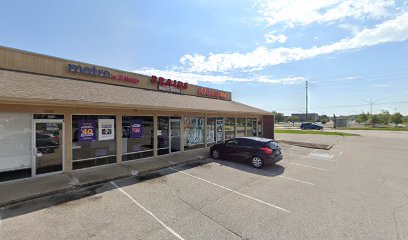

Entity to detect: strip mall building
[0,46,274,182]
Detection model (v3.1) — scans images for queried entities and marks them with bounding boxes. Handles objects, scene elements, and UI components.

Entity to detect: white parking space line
[110,181,185,240]
[308,152,334,159]
[339,151,343,156]
[284,153,337,162]
[278,176,315,186]
[169,167,290,213]
[281,161,330,172]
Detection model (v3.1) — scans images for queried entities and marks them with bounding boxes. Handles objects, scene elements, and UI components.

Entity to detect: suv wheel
[251,156,263,168]
[211,149,220,159]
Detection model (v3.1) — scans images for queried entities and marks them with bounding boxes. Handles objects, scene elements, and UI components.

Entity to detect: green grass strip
[275,129,360,136]
[337,127,408,131]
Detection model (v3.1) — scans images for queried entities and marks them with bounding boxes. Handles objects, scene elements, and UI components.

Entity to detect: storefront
[0,46,274,182]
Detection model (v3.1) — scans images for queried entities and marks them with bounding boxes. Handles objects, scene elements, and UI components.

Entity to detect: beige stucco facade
[0,46,272,181]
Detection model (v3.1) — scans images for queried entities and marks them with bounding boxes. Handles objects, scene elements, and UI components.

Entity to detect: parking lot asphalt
[1,132,407,240]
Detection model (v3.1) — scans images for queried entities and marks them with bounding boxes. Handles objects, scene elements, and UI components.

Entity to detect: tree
[272,111,285,123]
[320,115,330,124]
[369,114,380,126]
[378,110,390,125]
[390,112,403,126]
[356,112,369,124]
[287,116,300,126]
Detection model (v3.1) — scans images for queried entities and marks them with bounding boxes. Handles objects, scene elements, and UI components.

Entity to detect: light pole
[305,80,308,122]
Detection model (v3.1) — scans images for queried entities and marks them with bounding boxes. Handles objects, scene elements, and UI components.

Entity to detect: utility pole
[305,80,308,122]
[361,98,381,115]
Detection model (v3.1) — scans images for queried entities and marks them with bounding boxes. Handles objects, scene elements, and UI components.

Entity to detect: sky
[1,0,408,116]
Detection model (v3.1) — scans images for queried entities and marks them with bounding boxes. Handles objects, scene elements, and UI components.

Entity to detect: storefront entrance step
[0,173,72,207]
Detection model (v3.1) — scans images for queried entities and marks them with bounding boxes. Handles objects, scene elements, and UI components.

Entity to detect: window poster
[185,117,204,145]
[130,120,143,138]
[98,119,115,141]
[78,120,97,142]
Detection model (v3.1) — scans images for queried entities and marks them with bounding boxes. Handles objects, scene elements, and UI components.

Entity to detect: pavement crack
[392,191,408,240]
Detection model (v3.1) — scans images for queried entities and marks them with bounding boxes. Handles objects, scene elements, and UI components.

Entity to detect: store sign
[151,75,188,93]
[98,119,115,141]
[198,87,229,100]
[68,64,140,84]
[78,120,97,142]
[130,120,143,138]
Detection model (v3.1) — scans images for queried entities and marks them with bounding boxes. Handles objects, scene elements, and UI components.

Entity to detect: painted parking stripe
[285,153,337,162]
[110,181,185,240]
[278,176,314,186]
[308,152,334,159]
[169,167,290,213]
[281,161,330,171]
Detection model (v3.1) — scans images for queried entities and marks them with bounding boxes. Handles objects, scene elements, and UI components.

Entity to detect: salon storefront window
[0,113,32,182]
[236,118,246,137]
[225,117,235,140]
[184,117,205,150]
[207,118,216,146]
[72,115,116,170]
[122,116,153,161]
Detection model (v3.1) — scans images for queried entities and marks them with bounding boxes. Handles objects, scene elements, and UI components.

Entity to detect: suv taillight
[260,147,273,155]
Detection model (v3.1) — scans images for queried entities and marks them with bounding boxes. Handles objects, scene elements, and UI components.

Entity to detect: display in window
[207,119,216,144]
[98,119,115,141]
[130,120,143,138]
[185,117,204,145]
[78,120,97,142]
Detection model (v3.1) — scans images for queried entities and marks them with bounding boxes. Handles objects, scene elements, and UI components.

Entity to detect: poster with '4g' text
[78,120,96,142]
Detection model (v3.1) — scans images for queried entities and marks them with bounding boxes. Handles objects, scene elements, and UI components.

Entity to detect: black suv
[210,137,283,168]
[300,122,323,130]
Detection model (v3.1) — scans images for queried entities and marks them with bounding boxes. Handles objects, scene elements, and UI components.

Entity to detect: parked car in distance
[210,137,283,168]
[300,122,323,130]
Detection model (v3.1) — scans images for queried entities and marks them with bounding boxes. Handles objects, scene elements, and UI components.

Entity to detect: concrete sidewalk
[0,148,209,207]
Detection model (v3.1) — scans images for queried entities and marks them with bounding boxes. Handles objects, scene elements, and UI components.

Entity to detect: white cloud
[255,0,395,27]
[371,84,390,87]
[133,68,305,85]
[338,23,362,35]
[340,76,361,80]
[265,33,287,44]
[179,12,408,72]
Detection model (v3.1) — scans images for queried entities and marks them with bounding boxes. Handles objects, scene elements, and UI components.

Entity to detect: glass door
[33,120,64,175]
[169,119,181,153]
[252,119,258,136]
[216,119,224,143]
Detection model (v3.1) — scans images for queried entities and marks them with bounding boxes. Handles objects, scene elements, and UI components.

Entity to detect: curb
[0,156,208,208]
[0,187,73,208]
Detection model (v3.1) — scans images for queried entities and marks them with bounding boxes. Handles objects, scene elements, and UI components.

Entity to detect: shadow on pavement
[0,158,284,220]
[203,158,285,177]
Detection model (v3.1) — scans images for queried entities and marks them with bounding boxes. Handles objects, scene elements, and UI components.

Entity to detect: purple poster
[130,120,143,138]
[78,120,97,142]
